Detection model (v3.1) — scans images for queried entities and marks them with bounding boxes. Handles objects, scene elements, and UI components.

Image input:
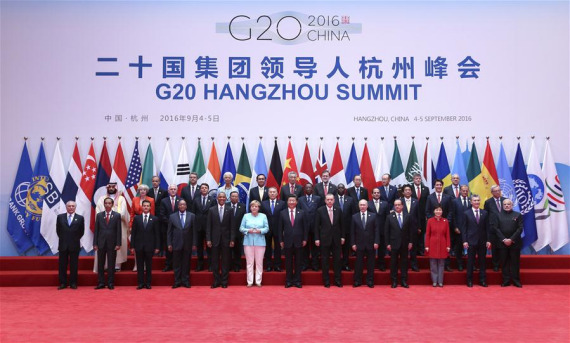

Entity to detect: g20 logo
[229,15,302,41]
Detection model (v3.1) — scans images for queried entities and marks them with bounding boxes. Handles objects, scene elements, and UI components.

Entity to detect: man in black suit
[168,200,195,288]
[461,195,490,287]
[159,184,181,272]
[380,173,398,206]
[93,197,122,290]
[130,199,160,289]
[207,192,235,288]
[315,194,344,287]
[191,183,217,271]
[280,171,303,201]
[298,183,321,271]
[368,187,389,271]
[400,185,420,271]
[443,174,462,199]
[260,187,286,271]
[314,170,337,207]
[493,199,523,287]
[411,173,429,255]
[56,201,84,290]
[227,191,246,272]
[450,185,470,271]
[249,174,269,204]
[180,172,200,205]
[351,199,380,288]
[485,185,507,272]
[347,175,369,202]
[335,184,357,271]
[385,199,415,288]
[425,179,454,271]
[279,195,308,288]
[148,176,167,205]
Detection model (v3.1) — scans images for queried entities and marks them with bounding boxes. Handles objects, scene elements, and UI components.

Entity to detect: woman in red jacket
[425,205,451,287]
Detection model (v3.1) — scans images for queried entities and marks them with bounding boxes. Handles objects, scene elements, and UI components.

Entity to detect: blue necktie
[180,213,184,226]
[356,188,360,199]
[68,215,72,226]
[339,196,344,210]
[398,214,402,229]
[271,200,275,214]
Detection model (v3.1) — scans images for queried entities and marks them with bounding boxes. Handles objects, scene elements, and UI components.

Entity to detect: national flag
[299,142,315,187]
[313,142,327,183]
[451,140,468,186]
[496,142,520,212]
[220,142,237,186]
[266,140,283,192]
[527,140,552,251]
[466,142,481,193]
[192,140,207,184]
[405,140,422,184]
[159,140,175,190]
[61,141,82,203]
[389,139,407,188]
[110,141,128,193]
[329,141,346,186]
[423,140,436,191]
[462,139,470,170]
[40,141,66,254]
[543,139,568,251]
[470,140,498,206]
[125,141,143,208]
[249,140,268,203]
[92,140,112,231]
[360,142,376,193]
[345,142,360,188]
[512,143,538,249]
[374,139,389,188]
[24,142,51,255]
[205,141,221,194]
[235,142,252,204]
[435,142,451,187]
[281,140,299,187]
[6,142,35,254]
[77,142,97,252]
[174,140,190,193]
[140,141,156,188]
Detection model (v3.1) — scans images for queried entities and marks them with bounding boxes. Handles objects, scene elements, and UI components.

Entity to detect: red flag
[360,142,376,199]
[299,142,315,187]
[111,141,130,210]
[266,140,283,192]
[281,140,299,186]
[91,141,112,231]
[329,142,346,186]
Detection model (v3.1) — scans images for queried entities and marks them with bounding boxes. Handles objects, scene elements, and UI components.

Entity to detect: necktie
[406,199,410,213]
[259,187,264,200]
[271,200,275,214]
[361,213,366,228]
[171,197,175,211]
[68,214,72,226]
[356,188,360,199]
[463,197,467,208]
[385,187,389,196]
[180,213,184,225]
[475,209,480,224]
[308,195,311,203]
[290,209,295,226]
[202,196,206,209]
[455,187,459,198]
[398,213,402,228]
[154,188,158,201]
[375,200,379,212]
[191,186,195,199]
[437,193,441,203]
[328,207,333,224]
[105,213,110,224]
[496,199,501,212]
[339,196,344,210]
[219,206,224,222]
[324,183,328,195]
[290,185,294,195]
[416,186,421,199]
[144,214,148,227]
[232,204,236,215]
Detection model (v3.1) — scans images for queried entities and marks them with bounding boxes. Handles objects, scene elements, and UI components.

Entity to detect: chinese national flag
[299,142,315,187]
[281,140,299,186]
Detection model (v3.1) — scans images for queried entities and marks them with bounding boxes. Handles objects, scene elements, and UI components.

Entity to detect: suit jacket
[411,183,430,229]
[206,205,235,247]
[279,207,308,248]
[167,211,195,251]
[368,199,389,234]
[280,184,303,201]
[461,208,490,246]
[191,194,217,232]
[452,196,471,229]
[131,213,160,252]
[260,199,286,232]
[347,186,368,202]
[314,182,338,206]
[226,202,246,237]
[335,194,356,237]
[380,185,398,205]
[493,210,523,248]
[425,192,453,222]
[93,211,122,249]
[399,197,419,230]
[248,186,269,203]
[484,196,506,241]
[129,196,155,228]
[384,211,415,250]
[298,194,321,229]
[148,187,167,204]
[350,211,380,250]
[159,196,181,227]
[180,183,200,205]
[314,206,343,247]
[56,213,84,252]
[443,184,461,199]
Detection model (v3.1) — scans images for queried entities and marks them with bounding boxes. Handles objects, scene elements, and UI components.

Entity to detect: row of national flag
[6,138,569,254]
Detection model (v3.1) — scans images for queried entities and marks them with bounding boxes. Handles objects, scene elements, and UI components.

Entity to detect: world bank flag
[511,143,538,249]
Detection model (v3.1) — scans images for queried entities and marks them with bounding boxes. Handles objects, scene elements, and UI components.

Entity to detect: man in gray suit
[168,200,195,288]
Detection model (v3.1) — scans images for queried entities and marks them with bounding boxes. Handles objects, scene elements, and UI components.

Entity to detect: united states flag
[125,141,142,207]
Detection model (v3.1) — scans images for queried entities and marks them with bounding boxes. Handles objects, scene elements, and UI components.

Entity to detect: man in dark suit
[450,185,471,271]
[314,170,338,207]
[443,174,462,199]
[368,187,389,271]
[351,199,380,288]
[411,173,429,255]
[207,192,235,288]
[399,185,419,271]
[280,171,303,201]
[385,199,415,288]
[130,199,160,289]
[148,176,167,205]
[298,183,321,271]
[335,184,357,271]
[279,195,308,288]
[249,174,269,204]
[167,200,195,288]
[180,172,200,205]
[159,184,181,272]
[227,191,246,272]
[260,187,286,271]
[347,175,369,201]
[191,183,217,271]
[460,195,490,287]
[493,199,523,287]
[315,194,344,287]
[380,173,398,206]
[56,201,84,290]
[425,179,454,271]
[93,197,122,290]
[485,185,507,271]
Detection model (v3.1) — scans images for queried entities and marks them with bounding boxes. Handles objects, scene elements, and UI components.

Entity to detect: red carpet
[1,285,569,342]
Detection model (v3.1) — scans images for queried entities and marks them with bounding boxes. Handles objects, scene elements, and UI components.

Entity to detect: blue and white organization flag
[511,143,538,249]
[496,142,520,211]
[526,139,551,251]
[6,142,35,254]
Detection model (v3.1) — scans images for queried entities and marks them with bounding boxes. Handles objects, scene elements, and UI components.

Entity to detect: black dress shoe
[401,281,409,288]
[311,266,319,271]
[233,266,240,272]
[458,265,464,271]
[162,266,172,272]
[391,282,398,288]
[285,283,292,288]
[301,266,308,271]
[378,265,386,271]
[479,282,488,287]
[95,284,105,289]
[57,284,67,290]
[208,267,213,272]
[445,266,453,272]
[334,282,343,288]
[211,283,220,289]
[411,266,420,272]
[265,267,273,272]
[513,281,522,288]
[493,266,499,272]
[172,284,181,289]
[108,284,115,290]
[137,285,144,290]
[324,283,330,288]
[501,281,511,287]
[145,284,152,289]
[295,284,302,288]
[221,284,228,289]
[367,282,374,288]
[342,266,352,271]
[467,281,473,288]
[183,283,190,288]
[70,284,77,289]
[353,282,361,288]
[195,266,203,272]
[274,267,282,272]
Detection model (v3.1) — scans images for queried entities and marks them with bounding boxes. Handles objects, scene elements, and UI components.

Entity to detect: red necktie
[324,183,328,195]
[105,213,110,224]
[455,187,459,198]
[290,209,295,226]
[437,193,441,203]
[171,197,175,211]
[290,185,294,194]
[416,186,421,199]
[328,207,333,224]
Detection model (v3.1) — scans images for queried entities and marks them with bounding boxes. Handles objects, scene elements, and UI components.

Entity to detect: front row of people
[57,183,524,290]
